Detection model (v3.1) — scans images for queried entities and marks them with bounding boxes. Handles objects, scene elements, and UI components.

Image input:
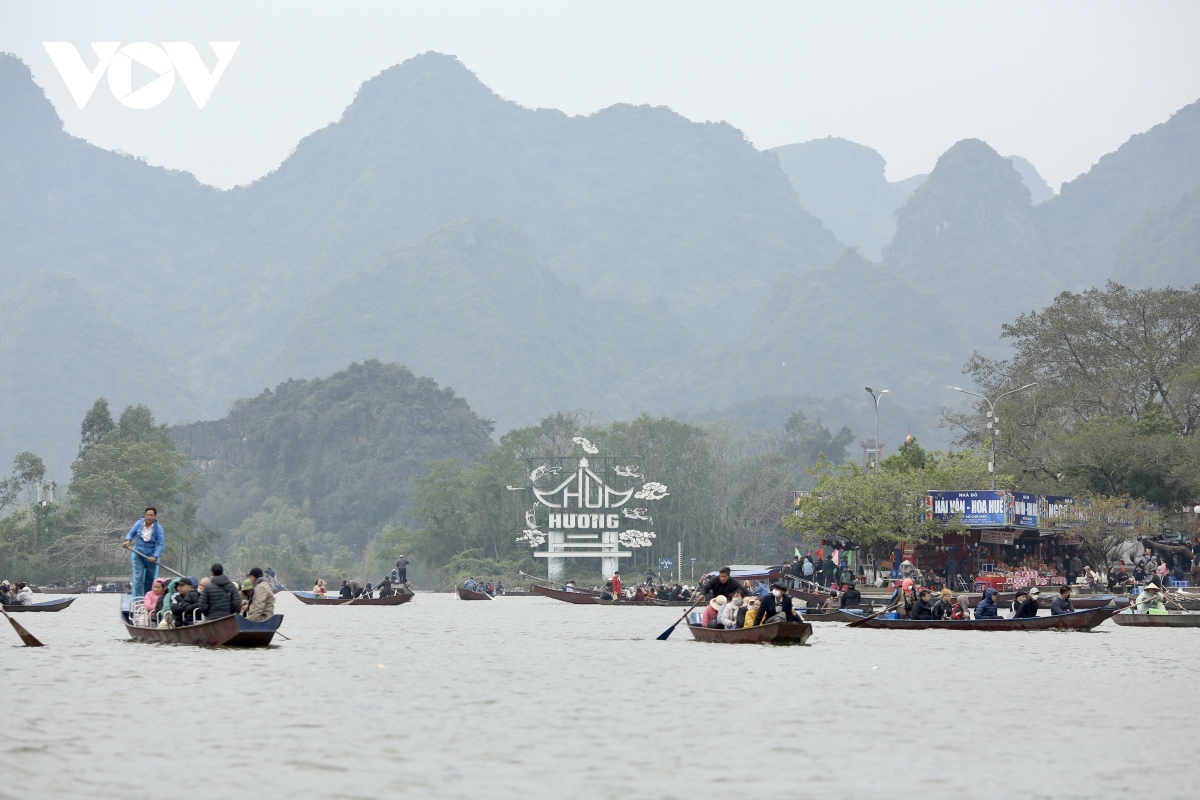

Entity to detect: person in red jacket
[611,571,622,600]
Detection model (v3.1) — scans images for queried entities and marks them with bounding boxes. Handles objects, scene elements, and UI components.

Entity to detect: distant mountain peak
[0,52,64,138]
[344,51,503,122]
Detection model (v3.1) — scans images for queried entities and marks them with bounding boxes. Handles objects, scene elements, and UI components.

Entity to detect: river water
[2,592,1196,799]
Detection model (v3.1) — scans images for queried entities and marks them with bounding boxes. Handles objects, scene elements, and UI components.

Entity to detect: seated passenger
[144,577,168,618]
[930,588,953,619]
[701,596,727,628]
[1050,586,1075,615]
[312,579,328,598]
[198,563,242,620]
[14,582,34,605]
[244,567,276,622]
[909,589,935,620]
[823,590,840,611]
[339,580,353,599]
[170,577,201,626]
[839,581,862,609]
[756,582,802,624]
[950,597,966,620]
[377,577,394,598]
[720,591,746,628]
[974,588,1000,619]
[464,577,478,593]
[742,596,761,627]
[633,587,647,601]
[1013,587,1040,618]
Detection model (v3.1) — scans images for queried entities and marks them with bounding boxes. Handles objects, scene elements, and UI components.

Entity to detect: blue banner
[927,490,1011,527]
[1039,495,1075,528]
[1012,492,1039,528]
[658,558,673,570]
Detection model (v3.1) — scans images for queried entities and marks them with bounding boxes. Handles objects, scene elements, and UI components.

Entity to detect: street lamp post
[864,387,888,468]
[948,383,1038,489]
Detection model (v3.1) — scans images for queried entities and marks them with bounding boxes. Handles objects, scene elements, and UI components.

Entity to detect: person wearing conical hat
[1135,583,1166,614]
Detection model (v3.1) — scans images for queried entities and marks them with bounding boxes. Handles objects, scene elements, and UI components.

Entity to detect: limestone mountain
[711,249,968,404]
[883,139,1060,346]
[272,218,698,429]
[1036,98,1200,287]
[0,272,201,475]
[771,137,926,260]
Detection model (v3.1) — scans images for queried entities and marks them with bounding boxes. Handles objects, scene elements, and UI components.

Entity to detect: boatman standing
[123,507,164,599]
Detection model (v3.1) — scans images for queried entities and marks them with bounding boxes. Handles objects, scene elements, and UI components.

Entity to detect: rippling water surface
[2,592,1196,799]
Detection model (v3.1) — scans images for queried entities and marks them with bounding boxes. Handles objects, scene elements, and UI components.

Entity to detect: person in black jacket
[822,556,837,588]
[755,582,803,624]
[910,589,935,620]
[198,563,242,619]
[839,581,862,609]
[930,588,954,619]
[170,577,201,626]
[698,568,744,600]
[1013,587,1040,618]
[339,580,353,599]
[1050,586,1075,615]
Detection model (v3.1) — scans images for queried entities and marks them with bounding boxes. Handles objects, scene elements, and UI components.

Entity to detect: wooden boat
[456,586,493,600]
[959,592,1126,610]
[687,620,813,645]
[850,607,1118,631]
[596,598,696,607]
[1110,611,1200,627]
[120,596,283,647]
[348,593,414,605]
[802,609,868,623]
[292,591,350,605]
[2,597,75,613]
[224,615,285,646]
[292,591,414,606]
[531,584,600,605]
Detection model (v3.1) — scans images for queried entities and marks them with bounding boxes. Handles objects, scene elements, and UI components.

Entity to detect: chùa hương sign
[517,438,668,580]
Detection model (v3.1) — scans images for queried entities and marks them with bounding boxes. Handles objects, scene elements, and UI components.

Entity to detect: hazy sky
[3,1,1199,190]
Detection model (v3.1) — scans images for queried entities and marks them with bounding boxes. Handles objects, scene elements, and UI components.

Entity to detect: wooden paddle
[656,592,707,641]
[123,543,186,580]
[845,599,902,628]
[1,608,44,647]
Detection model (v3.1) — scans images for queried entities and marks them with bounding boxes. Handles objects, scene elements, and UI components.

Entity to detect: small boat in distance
[850,607,1118,631]
[531,584,600,605]
[292,591,414,606]
[3,597,75,613]
[456,587,493,600]
[1110,611,1200,627]
[687,619,813,645]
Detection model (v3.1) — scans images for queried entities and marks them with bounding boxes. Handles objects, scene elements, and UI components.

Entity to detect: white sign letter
[43,42,119,108]
[163,42,238,109]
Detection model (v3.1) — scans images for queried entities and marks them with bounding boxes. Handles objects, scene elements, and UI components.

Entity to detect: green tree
[57,404,199,576]
[785,443,1007,567]
[949,282,1200,505]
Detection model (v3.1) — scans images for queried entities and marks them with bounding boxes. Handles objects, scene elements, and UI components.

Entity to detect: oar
[656,592,707,641]
[845,599,901,628]
[1,608,45,647]
[122,543,186,580]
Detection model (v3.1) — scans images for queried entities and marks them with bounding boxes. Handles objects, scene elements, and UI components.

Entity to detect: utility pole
[948,383,1038,489]
[864,387,888,468]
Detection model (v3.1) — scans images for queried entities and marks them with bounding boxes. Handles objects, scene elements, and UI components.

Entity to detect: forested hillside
[170,361,494,579]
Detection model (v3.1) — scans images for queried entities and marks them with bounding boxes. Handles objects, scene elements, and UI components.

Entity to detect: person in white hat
[700,595,727,628]
[1013,587,1041,619]
[1135,583,1166,614]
